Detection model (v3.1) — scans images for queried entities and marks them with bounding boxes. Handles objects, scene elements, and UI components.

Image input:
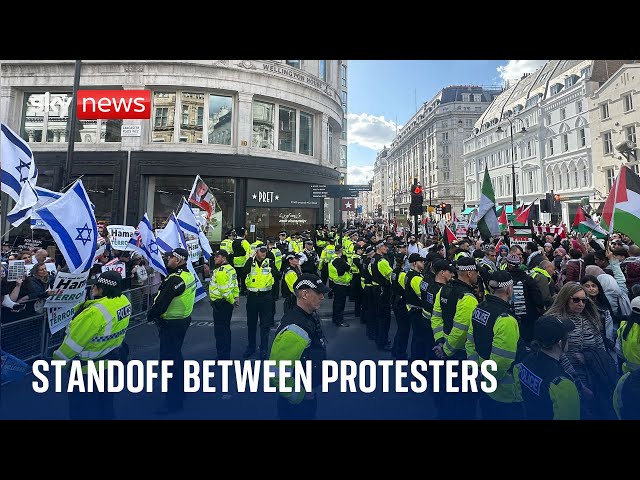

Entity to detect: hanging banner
[187,239,201,263]
[106,225,136,251]
[45,271,90,304]
[47,303,78,335]
[102,261,127,279]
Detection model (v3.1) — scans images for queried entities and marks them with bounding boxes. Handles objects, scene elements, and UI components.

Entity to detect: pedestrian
[208,250,239,361]
[269,273,329,419]
[52,270,131,420]
[513,315,581,420]
[397,253,425,360]
[148,247,196,415]
[242,245,280,359]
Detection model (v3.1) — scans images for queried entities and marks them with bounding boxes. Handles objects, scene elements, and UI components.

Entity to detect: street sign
[310,184,372,198]
[435,206,442,215]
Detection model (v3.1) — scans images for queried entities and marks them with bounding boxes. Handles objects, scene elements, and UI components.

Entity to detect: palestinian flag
[477,166,501,241]
[512,200,534,226]
[573,205,607,239]
[600,165,640,244]
[498,206,508,226]
[442,224,457,254]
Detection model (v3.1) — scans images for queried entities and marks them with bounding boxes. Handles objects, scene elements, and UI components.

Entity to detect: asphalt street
[0,294,439,420]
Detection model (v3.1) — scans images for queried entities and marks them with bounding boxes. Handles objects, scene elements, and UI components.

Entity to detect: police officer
[370,240,393,351]
[319,237,336,288]
[513,315,581,420]
[396,253,425,360]
[148,247,196,415]
[361,245,375,331]
[350,244,364,318]
[300,239,320,275]
[466,270,525,420]
[618,296,640,375]
[250,235,264,256]
[232,227,251,295]
[431,256,479,419]
[315,225,328,256]
[276,231,292,256]
[413,259,453,362]
[282,253,302,314]
[208,249,239,361]
[243,245,280,359]
[269,273,329,419]
[505,253,544,345]
[613,369,640,420]
[267,237,283,299]
[390,253,408,358]
[53,270,131,420]
[219,229,235,256]
[329,245,351,327]
[453,239,471,261]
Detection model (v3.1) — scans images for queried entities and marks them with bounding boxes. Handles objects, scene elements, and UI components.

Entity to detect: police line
[31,359,498,394]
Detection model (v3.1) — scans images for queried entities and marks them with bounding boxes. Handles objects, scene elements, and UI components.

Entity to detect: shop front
[245,179,321,241]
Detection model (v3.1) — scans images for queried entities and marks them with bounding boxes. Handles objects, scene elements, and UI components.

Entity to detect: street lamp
[496,116,526,209]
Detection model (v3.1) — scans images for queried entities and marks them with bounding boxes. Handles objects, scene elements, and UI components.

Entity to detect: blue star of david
[75,223,92,246]
[15,158,31,183]
[148,239,159,255]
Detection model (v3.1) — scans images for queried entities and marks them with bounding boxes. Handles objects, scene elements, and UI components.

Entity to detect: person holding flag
[148,247,196,415]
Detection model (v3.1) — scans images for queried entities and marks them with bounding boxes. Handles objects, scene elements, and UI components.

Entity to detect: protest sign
[106,225,136,251]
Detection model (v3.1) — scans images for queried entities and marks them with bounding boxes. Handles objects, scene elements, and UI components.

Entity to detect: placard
[46,271,90,304]
[187,239,201,263]
[7,260,25,282]
[106,225,136,250]
[102,262,127,279]
[47,303,77,335]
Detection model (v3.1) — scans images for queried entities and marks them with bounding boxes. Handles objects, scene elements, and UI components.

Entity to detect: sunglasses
[570,297,587,304]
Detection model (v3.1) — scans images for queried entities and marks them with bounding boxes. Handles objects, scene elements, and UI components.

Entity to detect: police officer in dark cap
[467,270,525,420]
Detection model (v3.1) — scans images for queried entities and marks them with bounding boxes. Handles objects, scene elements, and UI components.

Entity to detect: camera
[616,140,637,161]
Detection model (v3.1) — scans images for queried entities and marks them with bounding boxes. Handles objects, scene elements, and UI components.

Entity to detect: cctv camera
[616,140,636,153]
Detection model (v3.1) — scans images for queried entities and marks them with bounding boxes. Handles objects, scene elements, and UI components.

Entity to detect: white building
[463,60,629,225]
[589,63,640,204]
[382,85,502,221]
[372,147,388,218]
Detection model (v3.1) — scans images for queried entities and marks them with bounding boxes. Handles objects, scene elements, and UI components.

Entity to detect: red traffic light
[413,186,423,195]
[554,194,561,201]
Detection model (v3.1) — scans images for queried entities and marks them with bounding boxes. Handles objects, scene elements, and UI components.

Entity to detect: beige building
[589,63,640,205]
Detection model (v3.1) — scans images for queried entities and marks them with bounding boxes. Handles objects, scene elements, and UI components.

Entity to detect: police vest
[272,248,283,271]
[316,230,327,248]
[471,295,519,361]
[158,270,197,319]
[479,258,497,273]
[391,267,405,298]
[361,257,374,287]
[208,263,238,303]
[282,267,299,295]
[514,351,580,420]
[440,279,475,335]
[329,258,352,286]
[322,245,336,264]
[53,295,131,370]
[351,254,362,275]
[403,270,425,309]
[232,239,249,267]
[454,251,471,261]
[250,240,264,255]
[422,281,445,317]
[246,258,275,292]
[619,314,640,374]
[369,254,391,286]
[220,239,233,256]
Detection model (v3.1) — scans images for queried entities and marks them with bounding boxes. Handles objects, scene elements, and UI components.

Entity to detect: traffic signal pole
[413,177,419,238]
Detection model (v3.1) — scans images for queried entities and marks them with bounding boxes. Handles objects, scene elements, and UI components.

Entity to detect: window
[515,174,520,194]
[573,166,579,188]
[278,106,296,152]
[197,107,204,127]
[341,64,347,87]
[527,171,534,193]
[603,132,613,154]
[299,111,314,156]
[565,75,578,88]
[444,188,450,195]
[581,163,589,187]
[342,91,347,113]
[576,100,583,113]
[442,132,448,141]
[560,108,566,120]
[579,128,586,147]
[497,177,503,196]
[465,119,473,127]
[179,92,204,143]
[340,145,347,168]
[627,125,637,144]
[286,60,301,69]
[581,66,590,78]
[601,103,610,119]
[548,139,554,156]
[443,171,450,181]
[341,117,347,141]
[209,94,233,145]
[443,145,449,155]
[152,91,176,143]
[606,167,615,190]
[319,60,326,82]
[252,100,275,149]
[562,134,569,152]
[623,94,634,112]
[549,171,555,191]
[550,84,563,96]
[545,115,551,126]
[527,141,532,157]
[505,175,511,195]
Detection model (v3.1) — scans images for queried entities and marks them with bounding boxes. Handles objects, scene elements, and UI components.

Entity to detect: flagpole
[63,60,82,188]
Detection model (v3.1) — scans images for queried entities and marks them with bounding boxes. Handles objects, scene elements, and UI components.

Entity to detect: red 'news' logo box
[76,90,151,120]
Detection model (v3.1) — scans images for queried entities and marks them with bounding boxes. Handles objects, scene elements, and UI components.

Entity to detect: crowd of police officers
[50,220,640,420]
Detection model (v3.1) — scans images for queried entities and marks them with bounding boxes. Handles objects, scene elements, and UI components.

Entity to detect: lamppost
[496,117,526,209]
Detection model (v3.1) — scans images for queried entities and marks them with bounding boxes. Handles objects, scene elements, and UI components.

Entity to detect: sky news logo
[76,90,151,120]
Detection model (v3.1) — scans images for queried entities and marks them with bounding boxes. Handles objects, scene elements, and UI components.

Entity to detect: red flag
[572,205,587,228]
[442,224,457,254]
[495,237,503,251]
[498,207,508,226]
[513,201,533,225]
[341,198,356,211]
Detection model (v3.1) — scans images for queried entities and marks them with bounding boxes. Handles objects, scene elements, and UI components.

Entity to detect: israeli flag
[33,179,97,273]
[1,122,38,202]
[31,187,62,229]
[177,200,213,261]
[156,213,206,303]
[6,178,39,227]
[128,214,169,277]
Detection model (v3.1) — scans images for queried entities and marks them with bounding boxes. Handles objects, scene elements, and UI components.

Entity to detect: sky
[346,60,548,184]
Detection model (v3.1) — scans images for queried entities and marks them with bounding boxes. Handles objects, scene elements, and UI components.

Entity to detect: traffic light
[540,192,552,213]
[410,184,424,216]
[439,202,450,215]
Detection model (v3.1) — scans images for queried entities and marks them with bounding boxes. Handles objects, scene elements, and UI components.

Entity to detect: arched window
[570,162,579,188]
[556,165,563,190]
[547,167,555,191]
[578,160,589,188]
[562,164,570,190]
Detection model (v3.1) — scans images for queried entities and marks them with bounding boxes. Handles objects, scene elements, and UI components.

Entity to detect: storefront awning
[495,205,514,214]
[461,207,475,215]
